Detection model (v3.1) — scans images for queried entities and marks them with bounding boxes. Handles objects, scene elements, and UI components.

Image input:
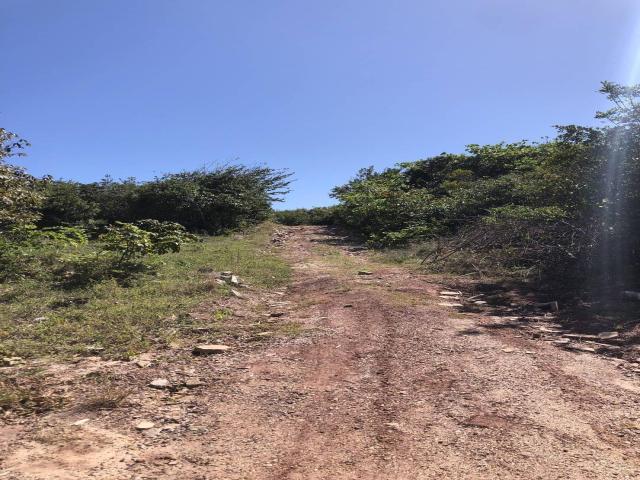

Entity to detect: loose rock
[1,357,24,367]
[149,378,170,389]
[597,331,619,340]
[193,344,230,355]
[136,421,155,430]
[184,378,205,388]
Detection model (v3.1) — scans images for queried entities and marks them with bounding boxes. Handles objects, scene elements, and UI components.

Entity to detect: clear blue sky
[2,0,640,208]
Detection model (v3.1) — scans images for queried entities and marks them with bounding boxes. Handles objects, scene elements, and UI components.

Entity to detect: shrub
[273,206,337,226]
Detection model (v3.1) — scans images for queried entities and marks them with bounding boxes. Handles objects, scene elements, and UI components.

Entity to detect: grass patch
[276,321,305,337]
[0,223,290,360]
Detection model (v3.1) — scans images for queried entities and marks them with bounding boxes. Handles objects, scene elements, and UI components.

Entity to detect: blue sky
[2,0,640,208]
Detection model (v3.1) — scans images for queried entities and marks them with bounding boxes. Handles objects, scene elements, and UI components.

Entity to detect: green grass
[0,223,290,360]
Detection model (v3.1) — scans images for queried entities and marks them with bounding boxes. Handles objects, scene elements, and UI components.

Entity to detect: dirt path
[2,226,640,479]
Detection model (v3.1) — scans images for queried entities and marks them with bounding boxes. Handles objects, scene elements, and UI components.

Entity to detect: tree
[0,128,44,230]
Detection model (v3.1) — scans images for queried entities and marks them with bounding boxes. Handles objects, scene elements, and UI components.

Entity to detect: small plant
[100,222,155,266]
[76,387,130,412]
[133,219,198,254]
[0,374,65,415]
[100,220,197,266]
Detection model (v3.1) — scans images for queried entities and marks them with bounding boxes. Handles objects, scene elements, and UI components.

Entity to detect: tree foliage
[273,206,337,226]
[38,166,291,233]
[331,82,640,287]
[0,129,44,230]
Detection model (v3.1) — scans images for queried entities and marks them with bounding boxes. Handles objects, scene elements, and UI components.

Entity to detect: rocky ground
[2,226,640,479]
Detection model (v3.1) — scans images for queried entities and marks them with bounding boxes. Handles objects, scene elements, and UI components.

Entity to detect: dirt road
[3,226,640,479]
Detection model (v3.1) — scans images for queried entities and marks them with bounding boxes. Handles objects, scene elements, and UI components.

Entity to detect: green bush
[273,206,337,226]
[38,167,292,233]
[331,82,640,286]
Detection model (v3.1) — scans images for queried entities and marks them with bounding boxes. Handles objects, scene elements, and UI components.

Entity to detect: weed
[0,373,64,415]
[76,387,130,412]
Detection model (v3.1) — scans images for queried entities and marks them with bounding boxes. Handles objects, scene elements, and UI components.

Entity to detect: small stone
[184,378,205,388]
[597,331,619,340]
[552,338,571,345]
[502,348,516,353]
[33,316,47,322]
[136,421,155,430]
[230,289,245,299]
[539,327,563,334]
[193,344,230,355]
[1,357,24,367]
[357,270,373,276]
[343,304,354,308]
[136,360,152,368]
[384,422,403,431]
[562,333,597,339]
[567,344,596,353]
[270,312,285,318]
[256,331,272,337]
[85,345,105,353]
[440,291,462,296]
[230,275,240,285]
[149,378,170,389]
[473,301,488,305]
[72,418,90,426]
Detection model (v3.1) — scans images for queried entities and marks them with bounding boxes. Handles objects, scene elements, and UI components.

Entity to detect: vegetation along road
[2,225,640,479]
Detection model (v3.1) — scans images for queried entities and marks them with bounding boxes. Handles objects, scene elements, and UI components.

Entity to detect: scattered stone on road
[184,378,205,388]
[193,344,230,355]
[135,421,155,430]
[567,344,597,353]
[230,289,245,299]
[149,378,170,389]
[598,331,620,340]
[440,290,462,296]
[438,302,463,307]
[1,357,24,367]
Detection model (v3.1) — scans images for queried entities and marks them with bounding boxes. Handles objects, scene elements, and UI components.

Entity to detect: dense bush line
[0,130,291,283]
[273,206,337,226]
[39,166,291,233]
[330,82,640,289]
